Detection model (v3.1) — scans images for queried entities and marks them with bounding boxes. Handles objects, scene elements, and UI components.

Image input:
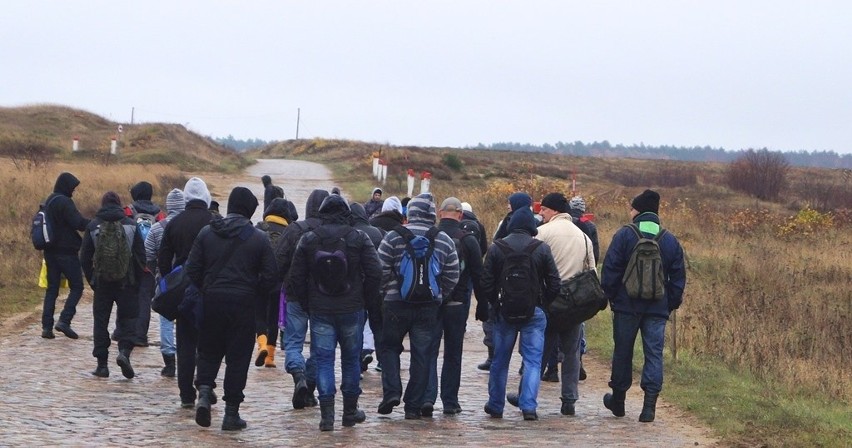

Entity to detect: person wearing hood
[252,197,297,369]
[261,175,284,214]
[185,186,276,431]
[480,205,560,421]
[144,188,185,378]
[40,172,91,340]
[79,191,146,379]
[375,193,460,420]
[363,187,384,219]
[158,177,214,409]
[123,181,166,347]
[369,195,405,232]
[349,201,387,373]
[275,188,329,410]
[287,195,381,431]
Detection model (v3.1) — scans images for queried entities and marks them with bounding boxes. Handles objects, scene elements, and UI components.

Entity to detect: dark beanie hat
[227,187,258,219]
[102,191,122,207]
[130,181,153,201]
[540,192,568,213]
[506,206,538,236]
[508,192,532,212]
[631,189,660,214]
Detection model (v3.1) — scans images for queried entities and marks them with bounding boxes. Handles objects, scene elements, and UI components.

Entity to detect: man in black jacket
[41,172,90,339]
[80,192,145,379]
[288,194,382,431]
[158,177,213,409]
[186,186,276,431]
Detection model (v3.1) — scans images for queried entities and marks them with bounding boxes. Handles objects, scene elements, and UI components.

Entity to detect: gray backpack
[622,224,667,301]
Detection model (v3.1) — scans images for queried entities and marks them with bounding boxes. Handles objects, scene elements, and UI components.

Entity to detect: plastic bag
[38,259,69,289]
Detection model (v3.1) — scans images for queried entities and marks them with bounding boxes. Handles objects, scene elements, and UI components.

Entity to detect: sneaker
[116,352,135,379]
[506,393,520,408]
[523,410,538,421]
[420,402,433,418]
[181,400,195,409]
[561,400,575,416]
[54,321,78,339]
[41,329,55,339]
[374,362,383,372]
[360,352,373,372]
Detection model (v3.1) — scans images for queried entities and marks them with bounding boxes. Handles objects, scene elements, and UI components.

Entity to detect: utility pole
[295,108,300,139]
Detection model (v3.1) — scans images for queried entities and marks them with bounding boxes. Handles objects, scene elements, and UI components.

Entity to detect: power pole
[295,108,300,139]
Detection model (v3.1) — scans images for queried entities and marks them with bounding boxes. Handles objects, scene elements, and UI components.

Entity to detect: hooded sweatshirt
[158,178,213,275]
[363,187,385,218]
[350,202,386,249]
[145,189,185,273]
[125,181,165,221]
[274,189,329,279]
[45,172,90,255]
[493,192,533,241]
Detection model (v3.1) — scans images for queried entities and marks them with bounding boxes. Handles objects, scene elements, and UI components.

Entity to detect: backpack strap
[494,238,542,256]
[425,226,440,243]
[395,225,415,243]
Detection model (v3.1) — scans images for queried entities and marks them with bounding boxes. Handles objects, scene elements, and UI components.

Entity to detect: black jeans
[196,296,254,405]
[133,272,155,344]
[176,315,200,403]
[42,252,85,330]
[92,281,138,360]
[255,289,280,347]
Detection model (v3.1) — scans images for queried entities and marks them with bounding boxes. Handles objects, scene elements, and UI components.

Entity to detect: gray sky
[2,1,850,153]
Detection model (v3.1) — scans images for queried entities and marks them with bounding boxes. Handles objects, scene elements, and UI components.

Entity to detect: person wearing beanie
[600,189,686,423]
[158,177,214,409]
[369,195,405,232]
[287,194,382,431]
[144,188,185,378]
[375,193,460,420]
[79,191,146,379]
[480,206,560,421]
[40,172,90,340]
[363,187,384,219]
[209,200,221,218]
[185,186,276,431]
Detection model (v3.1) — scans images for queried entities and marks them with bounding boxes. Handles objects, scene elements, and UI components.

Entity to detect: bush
[726,149,789,201]
[442,153,463,171]
[0,138,56,170]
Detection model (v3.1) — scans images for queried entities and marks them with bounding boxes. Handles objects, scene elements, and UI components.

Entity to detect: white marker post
[407,169,415,197]
[380,160,388,185]
[72,137,79,152]
[110,137,117,155]
[373,156,380,179]
[420,171,431,194]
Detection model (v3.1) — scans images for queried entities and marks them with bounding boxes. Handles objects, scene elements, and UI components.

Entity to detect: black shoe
[483,404,502,418]
[92,366,109,378]
[420,402,433,418]
[541,368,559,382]
[404,410,421,420]
[443,406,462,415]
[523,410,538,421]
[377,396,400,415]
[360,352,373,372]
[506,393,519,408]
[477,358,492,371]
[41,329,55,339]
[196,386,213,427]
[561,400,575,416]
[375,362,383,372]
[181,400,195,409]
[116,351,135,379]
[579,365,587,381]
[54,322,78,339]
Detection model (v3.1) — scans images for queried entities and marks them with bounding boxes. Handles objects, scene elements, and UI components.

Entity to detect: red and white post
[420,171,432,194]
[407,169,415,197]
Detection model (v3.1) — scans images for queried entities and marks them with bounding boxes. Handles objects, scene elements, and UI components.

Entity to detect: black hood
[95,204,127,223]
[349,202,370,224]
[210,215,253,238]
[305,189,330,219]
[130,181,153,201]
[131,200,161,216]
[264,197,299,223]
[318,195,351,225]
[53,172,80,197]
[261,175,272,187]
[462,210,479,222]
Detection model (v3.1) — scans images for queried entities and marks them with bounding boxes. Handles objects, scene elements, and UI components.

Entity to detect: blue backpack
[396,226,442,303]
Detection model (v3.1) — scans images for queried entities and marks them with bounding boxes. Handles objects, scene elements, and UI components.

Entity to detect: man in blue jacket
[600,189,686,423]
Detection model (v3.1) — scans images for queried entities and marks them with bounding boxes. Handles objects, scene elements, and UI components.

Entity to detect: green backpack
[94,220,133,283]
[622,224,667,301]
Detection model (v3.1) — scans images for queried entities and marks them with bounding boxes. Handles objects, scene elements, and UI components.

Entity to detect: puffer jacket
[44,173,90,255]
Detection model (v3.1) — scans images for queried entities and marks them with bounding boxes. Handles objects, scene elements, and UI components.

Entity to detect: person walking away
[186,187,276,431]
[601,189,686,422]
[261,175,285,214]
[274,189,329,409]
[80,191,146,378]
[40,172,90,339]
[363,187,384,219]
[368,195,404,232]
[253,197,297,368]
[349,201,387,372]
[158,177,214,408]
[423,197,486,416]
[145,188,185,377]
[288,194,382,431]
[480,205,560,421]
[568,195,599,381]
[375,193,460,420]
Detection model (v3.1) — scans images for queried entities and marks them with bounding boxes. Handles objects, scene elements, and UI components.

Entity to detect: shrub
[726,149,789,201]
[442,153,463,171]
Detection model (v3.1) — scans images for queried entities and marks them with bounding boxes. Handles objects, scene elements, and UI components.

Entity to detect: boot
[603,389,626,417]
[304,380,318,407]
[161,354,176,378]
[195,385,213,427]
[222,403,247,430]
[477,347,494,371]
[639,393,658,423]
[264,345,276,368]
[92,358,109,378]
[116,348,135,379]
[254,335,268,367]
[541,365,559,382]
[291,372,308,409]
[342,395,366,427]
[319,400,335,431]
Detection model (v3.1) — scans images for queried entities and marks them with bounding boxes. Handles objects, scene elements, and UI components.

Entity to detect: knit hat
[382,196,403,213]
[540,192,568,213]
[165,188,186,214]
[184,177,211,207]
[129,181,154,201]
[406,193,436,224]
[461,202,473,213]
[506,206,538,236]
[102,191,122,207]
[569,196,586,212]
[227,186,258,219]
[631,189,660,214]
[508,192,532,212]
[440,197,463,212]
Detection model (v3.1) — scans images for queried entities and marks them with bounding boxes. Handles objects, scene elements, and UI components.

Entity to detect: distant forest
[476,141,852,170]
[214,135,275,152]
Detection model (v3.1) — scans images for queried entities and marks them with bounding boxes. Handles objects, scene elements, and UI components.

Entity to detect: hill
[0,105,249,172]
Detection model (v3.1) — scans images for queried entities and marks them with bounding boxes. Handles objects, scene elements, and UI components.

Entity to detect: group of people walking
[37,170,685,433]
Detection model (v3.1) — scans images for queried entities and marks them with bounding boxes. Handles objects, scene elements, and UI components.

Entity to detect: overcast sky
[2,2,850,153]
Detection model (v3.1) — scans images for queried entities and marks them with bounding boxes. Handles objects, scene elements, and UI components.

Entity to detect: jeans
[133,271,155,344]
[283,300,316,381]
[542,323,582,402]
[425,300,470,409]
[609,312,667,396]
[91,282,138,360]
[42,252,84,330]
[196,296,254,405]
[379,301,439,413]
[310,311,364,402]
[487,306,547,413]
[160,315,175,356]
[176,315,199,403]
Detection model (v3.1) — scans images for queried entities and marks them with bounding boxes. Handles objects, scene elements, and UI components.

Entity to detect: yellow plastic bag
[38,259,69,289]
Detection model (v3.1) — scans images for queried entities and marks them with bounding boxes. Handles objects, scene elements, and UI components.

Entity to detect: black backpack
[448,227,471,275]
[31,195,60,251]
[495,239,543,323]
[311,226,354,296]
[396,226,442,303]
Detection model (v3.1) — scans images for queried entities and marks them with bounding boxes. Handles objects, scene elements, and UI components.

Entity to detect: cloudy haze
[2,1,850,153]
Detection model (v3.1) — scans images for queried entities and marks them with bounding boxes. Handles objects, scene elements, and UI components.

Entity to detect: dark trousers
[133,272,155,344]
[425,300,470,409]
[42,252,85,330]
[176,315,200,403]
[255,289,280,347]
[92,282,138,360]
[196,296,255,405]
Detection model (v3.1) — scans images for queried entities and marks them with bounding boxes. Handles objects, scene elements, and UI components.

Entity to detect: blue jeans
[379,301,439,413]
[283,300,316,381]
[425,300,470,409]
[160,315,175,356]
[609,312,667,396]
[42,252,84,330]
[487,306,547,413]
[310,311,364,402]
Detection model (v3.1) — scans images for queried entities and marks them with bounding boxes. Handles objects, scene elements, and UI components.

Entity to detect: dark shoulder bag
[547,237,605,331]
